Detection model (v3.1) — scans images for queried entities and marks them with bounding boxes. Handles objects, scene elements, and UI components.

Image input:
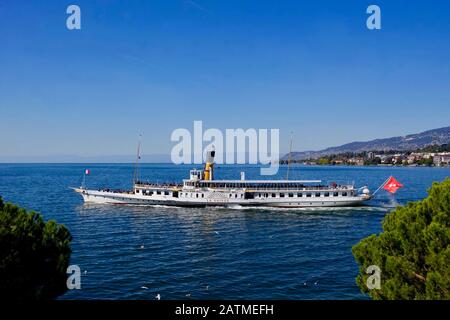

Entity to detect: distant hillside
[282,126,450,160]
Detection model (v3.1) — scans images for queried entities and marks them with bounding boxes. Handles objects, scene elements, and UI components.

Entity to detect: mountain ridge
[282,126,450,160]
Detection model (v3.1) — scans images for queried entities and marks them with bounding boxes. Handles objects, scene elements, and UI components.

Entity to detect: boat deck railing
[134,181,183,189]
[134,182,353,192]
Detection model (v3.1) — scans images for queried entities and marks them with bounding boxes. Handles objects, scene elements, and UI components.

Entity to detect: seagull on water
[155,293,161,300]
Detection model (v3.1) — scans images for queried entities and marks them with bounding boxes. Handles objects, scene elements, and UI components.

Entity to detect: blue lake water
[0,163,448,300]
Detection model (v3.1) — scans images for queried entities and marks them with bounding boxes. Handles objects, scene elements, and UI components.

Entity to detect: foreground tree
[0,197,72,301]
[352,178,450,299]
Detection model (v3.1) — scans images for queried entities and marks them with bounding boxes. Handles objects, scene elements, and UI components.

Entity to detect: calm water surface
[0,164,448,299]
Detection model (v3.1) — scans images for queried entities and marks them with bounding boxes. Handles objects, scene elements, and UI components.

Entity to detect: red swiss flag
[383,176,403,194]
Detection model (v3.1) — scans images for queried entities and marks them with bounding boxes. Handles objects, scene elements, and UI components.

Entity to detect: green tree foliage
[318,158,330,165]
[418,157,434,166]
[352,178,450,299]
[364,158,382,166]
[0,197,72,301]
[419,144,450,153]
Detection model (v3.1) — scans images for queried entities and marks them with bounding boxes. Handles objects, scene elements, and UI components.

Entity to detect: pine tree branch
[413,272,426,282]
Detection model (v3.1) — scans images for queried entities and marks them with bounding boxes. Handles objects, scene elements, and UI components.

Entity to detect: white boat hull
[73,188,371,208]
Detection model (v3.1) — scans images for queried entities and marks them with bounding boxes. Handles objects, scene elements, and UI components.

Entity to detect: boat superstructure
[73,150,372,208]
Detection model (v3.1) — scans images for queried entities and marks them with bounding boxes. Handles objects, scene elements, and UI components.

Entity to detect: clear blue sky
[1,0,449,160]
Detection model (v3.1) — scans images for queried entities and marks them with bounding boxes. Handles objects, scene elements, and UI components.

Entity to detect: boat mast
[133,134,142,185]
[286,131,293,180]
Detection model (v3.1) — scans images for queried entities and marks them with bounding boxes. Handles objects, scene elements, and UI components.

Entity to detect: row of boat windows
[256,191,353,198]
[135,190,354,198]
[183,181,344,190]
[180,192,244,198]
[178,191,353,198]
[107,197,161,203]
[136,190,171,196]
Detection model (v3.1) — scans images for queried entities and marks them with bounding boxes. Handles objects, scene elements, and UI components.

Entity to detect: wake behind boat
[73,150,373,208]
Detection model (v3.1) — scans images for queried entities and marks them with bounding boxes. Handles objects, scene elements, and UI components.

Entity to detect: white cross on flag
[383,176,403,194]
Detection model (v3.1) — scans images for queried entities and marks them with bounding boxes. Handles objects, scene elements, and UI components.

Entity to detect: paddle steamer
[73,150,372,207]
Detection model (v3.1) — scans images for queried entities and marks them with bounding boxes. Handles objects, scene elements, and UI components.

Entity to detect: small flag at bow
[85,169,90,175]
[383,176,403,194]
